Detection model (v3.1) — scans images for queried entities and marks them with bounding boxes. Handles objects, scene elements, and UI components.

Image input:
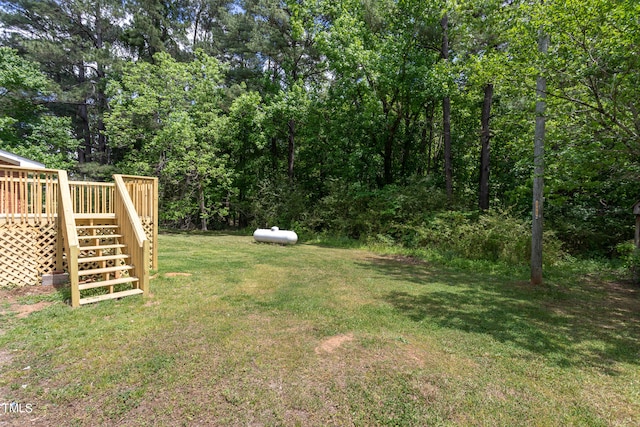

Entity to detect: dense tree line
[1,0,639,259]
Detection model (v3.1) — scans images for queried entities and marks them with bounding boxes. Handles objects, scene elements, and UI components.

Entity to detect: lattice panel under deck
[77,225,129,282]
[76,226,118,239]
[36,224,57,277]
[0,224,57,288]
[141,218,155,269]
[77,257,124,272]
[78,259,129,283]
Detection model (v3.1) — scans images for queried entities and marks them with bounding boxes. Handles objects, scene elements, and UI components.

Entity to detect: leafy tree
[451,0,510,210]
[123,0,192,61]
[318,0,443,188]
[0,47,77,169]
[542,0,640,253]
[501,0,640,254]
[191,0,265,88]
[252,0,327,181]
[105,51,233,229]
[226,90,267,227]
[1,0,127,168]
[1,0,638,259]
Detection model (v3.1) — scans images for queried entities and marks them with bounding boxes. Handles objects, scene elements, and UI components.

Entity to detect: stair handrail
[113,174,149,295]
[117,174,158,269]
[57,170,80,307]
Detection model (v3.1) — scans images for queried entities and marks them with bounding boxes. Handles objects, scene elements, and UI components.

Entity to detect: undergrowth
[250,179,567,267]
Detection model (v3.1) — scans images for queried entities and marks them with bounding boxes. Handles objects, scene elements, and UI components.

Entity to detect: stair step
[79,288,144,305]
[76,224,119,230]
[79,277,139,291]
[79,254,129,264]
[78,234,123,240]
[74,213,116,220]
[79,265,133,276]
[79,244,126,251]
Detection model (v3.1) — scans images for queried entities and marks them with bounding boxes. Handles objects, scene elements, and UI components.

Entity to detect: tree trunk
[239,187,248,228]
[531,33,549,285]
[76,63,91,163]
[95,66,108,164]
[479,83,494,211]
[271,136,278,171]
[441,14,452,200]
[443,97,452,198]
[77,103,92,164]
[383,112,402,186]
[193,1,205,48]
[288,118,295,180]
[94,3,108,165]
[418,103,435,176]
[400,112,413,181]
[198,179,208,231]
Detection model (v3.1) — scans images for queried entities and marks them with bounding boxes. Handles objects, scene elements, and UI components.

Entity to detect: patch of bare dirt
[403,345,426,367]
[164,272,192,277]
[314,333,354,354]
[13,302,53,319]
[144,293,159,307]
[0,285,59,319]
[417,382,440,403]
[0,349,13,367]
[0,284,58,300]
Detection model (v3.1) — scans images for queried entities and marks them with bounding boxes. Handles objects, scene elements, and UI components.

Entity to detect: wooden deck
[0,165,158,306]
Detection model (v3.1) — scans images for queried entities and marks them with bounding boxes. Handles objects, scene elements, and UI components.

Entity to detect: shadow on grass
[362,256,640,373]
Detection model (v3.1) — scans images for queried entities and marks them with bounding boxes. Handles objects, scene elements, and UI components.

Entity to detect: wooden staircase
[74,213,143,305]
[54,172,154,307]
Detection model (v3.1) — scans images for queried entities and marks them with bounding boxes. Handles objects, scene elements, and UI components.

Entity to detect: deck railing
[114,175,150,296]
[0,166,61,287]
[69,181,114,215]
[0,165,157,293]
[0,165,59,225]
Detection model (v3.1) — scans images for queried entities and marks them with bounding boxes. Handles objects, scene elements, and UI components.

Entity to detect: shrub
[391,210,564,266]
[244,178,566,265]
[615,241,640,283]
[305,180,564,265]
[308,178,450,239]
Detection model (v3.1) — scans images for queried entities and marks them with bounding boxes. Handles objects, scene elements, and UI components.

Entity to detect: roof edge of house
[0,148,46,169]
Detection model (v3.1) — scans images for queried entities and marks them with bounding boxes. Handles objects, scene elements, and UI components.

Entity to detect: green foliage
[513,0,640,255]
[395,210,564,266]
[1,0,129,165]
[106,51,234,229]
[305,179,449,239]
[289,178,565,265]
[0,46,49,95]
[122,0,189,60]
[615,241,640,283]
[0,47,78,168]
[248,176,310,230]
[2,0,639,261]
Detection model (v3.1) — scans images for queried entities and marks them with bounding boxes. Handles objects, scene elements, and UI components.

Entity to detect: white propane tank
[253,226,298,245]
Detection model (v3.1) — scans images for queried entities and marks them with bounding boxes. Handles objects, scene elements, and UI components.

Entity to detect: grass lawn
[1,232,639,426]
